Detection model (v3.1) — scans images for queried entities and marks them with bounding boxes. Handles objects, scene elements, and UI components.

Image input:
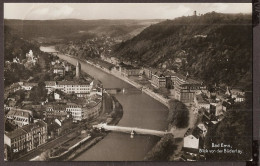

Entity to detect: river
[40,46,169,161]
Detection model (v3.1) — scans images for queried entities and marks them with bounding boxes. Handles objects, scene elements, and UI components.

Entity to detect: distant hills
[4,19,163,43]
[112,12,252,89]
[4,13,252,89]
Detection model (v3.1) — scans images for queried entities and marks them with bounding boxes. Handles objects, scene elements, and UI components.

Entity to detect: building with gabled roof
[6,108,33,127]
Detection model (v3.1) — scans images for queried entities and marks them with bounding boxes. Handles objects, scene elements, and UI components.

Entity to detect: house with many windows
[4,120,47,158]
[6,108,34,127]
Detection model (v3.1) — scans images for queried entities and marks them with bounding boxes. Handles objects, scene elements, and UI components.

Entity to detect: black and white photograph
[3,2,254,162]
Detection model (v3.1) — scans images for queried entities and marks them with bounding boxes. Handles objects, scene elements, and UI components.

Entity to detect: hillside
[4,19,162,43]
[112,12,252,89]
[4,26,40,62]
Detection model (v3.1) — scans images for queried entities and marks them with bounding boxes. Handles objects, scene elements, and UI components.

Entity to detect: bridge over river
[93,123,172,138]
[104,87,144,95]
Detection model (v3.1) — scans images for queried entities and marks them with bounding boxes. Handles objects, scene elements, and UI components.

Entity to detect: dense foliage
[204,102,252,160]
[29,82,48,103]
[4,26,57,87]
[145,134,176,161]
[4,26,40,62]
[168,99,189,128]
[113,12,252,89]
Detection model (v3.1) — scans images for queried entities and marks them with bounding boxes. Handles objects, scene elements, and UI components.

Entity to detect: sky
[4,3,252,20]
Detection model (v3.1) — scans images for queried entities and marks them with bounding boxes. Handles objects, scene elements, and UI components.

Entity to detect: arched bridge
[93,123,172,137]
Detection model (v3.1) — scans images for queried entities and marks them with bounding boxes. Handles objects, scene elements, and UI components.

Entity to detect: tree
[29,82,47,103]
[168,99,189,128]
[204,103,252,160]
[145,134,176,161]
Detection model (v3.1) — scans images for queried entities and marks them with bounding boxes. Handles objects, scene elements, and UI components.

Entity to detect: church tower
[76,61,81,78]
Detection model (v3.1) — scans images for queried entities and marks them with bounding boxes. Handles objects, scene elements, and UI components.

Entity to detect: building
[45,80,93,97]
[183,134,199,150]
[45,104,69,120]
[194,94,210,111]
[76,61,81,78]
[167,71,205,103]
[21,82,38,91]
[143,67,154,79]
[194,10,197,16]
[151,71,166,88]
[197,123,207,137]
[25,50,38,65]
[6,108,34,127]
[183,127,203,151]
[4,120,47,157]
[45,81,57,94]
[64,63,71,72]
[230,88,245,102]
[54,92,61,100]
[53,65,65,76]
[13,57,20,63]
[222,101,231,112]
[110,57,119,65]
[5,82,22,94]
[45,101,101,122]
[56,81,93,97]
[120,65,141,77]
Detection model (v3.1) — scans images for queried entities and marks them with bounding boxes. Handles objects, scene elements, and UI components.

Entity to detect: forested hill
[4,25,40,62]
[112,12,252,89]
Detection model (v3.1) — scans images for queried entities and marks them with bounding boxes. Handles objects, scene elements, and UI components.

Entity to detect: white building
[54,92,61,100]
[184,134,200,149]
[21,82,38,91]
[44,81,93,97]
[197,123,207,137]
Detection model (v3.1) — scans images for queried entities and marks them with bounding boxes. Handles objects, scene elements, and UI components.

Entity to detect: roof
[22,120,47,133]
[5,120,46,139]
[119,63,139,69]
[45,81,56,86]
[222,101,231,107]
[23,82,38,87]
[53,64,64,70]
[57,79,92,85]
[191,127,203,139]
[153,70,165,77]
[7,108,33,118]
[5,128,27,139]
[164,70,202,84]
[196,94,209,104]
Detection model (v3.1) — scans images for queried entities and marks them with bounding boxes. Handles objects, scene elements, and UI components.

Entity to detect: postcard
[3,2,255,163]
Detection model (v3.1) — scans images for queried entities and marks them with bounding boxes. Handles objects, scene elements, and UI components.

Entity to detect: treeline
[204,102,252,160]
[4,25,58,87]
[144,134,176,161]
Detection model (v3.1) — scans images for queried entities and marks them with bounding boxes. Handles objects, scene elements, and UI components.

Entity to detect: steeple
[76,61,81,78]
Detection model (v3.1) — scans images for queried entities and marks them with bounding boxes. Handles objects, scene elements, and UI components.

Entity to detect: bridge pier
[130,130,134,138]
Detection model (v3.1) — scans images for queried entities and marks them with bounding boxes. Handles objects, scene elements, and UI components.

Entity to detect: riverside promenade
[85,60,170,108]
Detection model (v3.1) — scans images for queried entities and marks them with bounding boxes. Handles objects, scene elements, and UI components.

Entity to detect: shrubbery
[145,134,176,161]
[168,99,189,128]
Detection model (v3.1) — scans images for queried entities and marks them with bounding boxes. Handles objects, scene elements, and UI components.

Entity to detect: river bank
[40,46,169,161]
[83,58,170,108]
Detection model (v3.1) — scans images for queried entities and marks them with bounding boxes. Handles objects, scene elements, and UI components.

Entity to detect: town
[4,49,125,161]
[4,4,252,162]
